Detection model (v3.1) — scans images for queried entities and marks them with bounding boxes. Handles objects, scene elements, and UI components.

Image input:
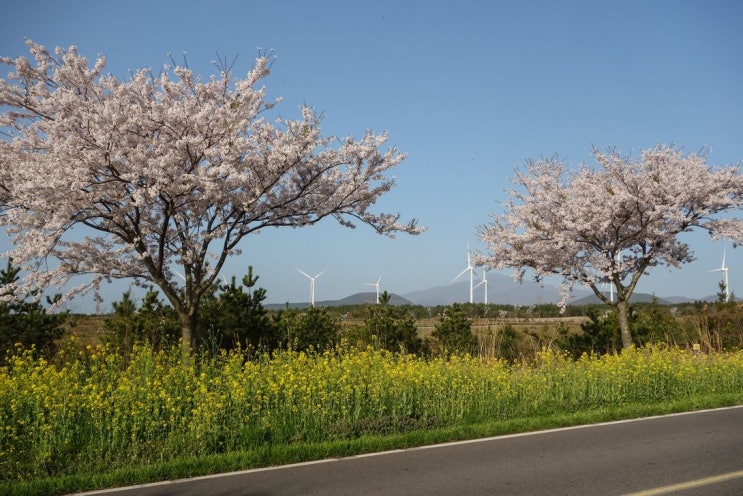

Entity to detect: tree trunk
[178,310,198,354]
[616,300,633,349]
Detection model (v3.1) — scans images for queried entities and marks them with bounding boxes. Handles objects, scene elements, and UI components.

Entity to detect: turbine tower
[451,245,476,304]
[474,270,488,305]
[296,268,327,307]
[364,274,382,304]
[602,280,614,302]
[711,248,730,302]
[601,250,621,303]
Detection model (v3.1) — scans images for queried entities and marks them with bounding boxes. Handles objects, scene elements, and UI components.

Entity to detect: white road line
[622,469,743,496]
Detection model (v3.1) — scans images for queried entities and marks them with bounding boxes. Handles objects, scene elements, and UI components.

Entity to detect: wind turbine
[600,251,620,303]
[296,268,327,307]
[711,248,730,302]
[364,274,382,304]
[474,270,488,305]
[451,245,476,304]
[601,280,614,302]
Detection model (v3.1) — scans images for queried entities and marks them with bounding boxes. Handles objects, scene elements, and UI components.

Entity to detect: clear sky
[1,0,742,311]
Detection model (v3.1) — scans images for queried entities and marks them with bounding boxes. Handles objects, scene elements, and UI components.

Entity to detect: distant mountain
[662,296,695,304]
[569,293,674,306]
[332,292,413,306]
[402,273,592,307]
[265,275,714,310]
[664,295,719,304]
[571,293,720,306]
[265,292,413,310]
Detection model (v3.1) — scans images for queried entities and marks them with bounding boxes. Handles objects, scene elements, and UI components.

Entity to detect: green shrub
[102,288,180,354]
[0,259,67,363]
[432,303,477,355]
[273,306,341,352]
[198,267,280,354]
[356,292,426,354]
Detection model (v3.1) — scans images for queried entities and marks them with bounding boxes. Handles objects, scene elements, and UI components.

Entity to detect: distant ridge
[265,292,413,310]
[402,273,592,307]
[569,293,674,306]
[265,276,715,310]
[570,293,719,306]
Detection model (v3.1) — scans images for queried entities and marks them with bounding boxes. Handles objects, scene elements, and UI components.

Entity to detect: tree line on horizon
[2,260,741,366]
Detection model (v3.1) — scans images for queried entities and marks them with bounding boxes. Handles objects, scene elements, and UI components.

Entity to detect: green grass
[2,343,742,495]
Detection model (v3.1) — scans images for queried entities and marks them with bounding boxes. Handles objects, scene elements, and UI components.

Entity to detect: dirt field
[415,316,590,337]
[65,314,591,347]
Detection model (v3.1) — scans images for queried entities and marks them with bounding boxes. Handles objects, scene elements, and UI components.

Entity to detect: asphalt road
[76,406,743,496]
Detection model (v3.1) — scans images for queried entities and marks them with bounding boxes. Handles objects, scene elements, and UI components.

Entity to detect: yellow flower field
[1,343,742,481]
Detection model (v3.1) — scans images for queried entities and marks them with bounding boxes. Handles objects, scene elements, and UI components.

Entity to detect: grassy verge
[4,393,742,496]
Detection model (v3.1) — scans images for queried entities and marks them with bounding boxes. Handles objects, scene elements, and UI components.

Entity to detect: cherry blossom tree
[0,40,422,351]
[478,145,743,348]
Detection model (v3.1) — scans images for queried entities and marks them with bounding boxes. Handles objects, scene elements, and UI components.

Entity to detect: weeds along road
[77,406,743,496]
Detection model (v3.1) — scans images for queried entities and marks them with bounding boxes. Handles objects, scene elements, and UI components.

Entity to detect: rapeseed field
[2,342,742,482]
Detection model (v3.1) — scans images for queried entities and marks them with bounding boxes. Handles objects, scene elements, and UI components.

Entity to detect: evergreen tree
[432,303,477,355]
[0,259,67,362]
[363,291,425,354]
[103,287,180,353]
[278,306,340,352]
[633,298,680,345]
[199,267,278,352]
[559,308,622,357]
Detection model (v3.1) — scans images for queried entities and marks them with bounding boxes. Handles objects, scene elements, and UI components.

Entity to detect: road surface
[76,406,743,496]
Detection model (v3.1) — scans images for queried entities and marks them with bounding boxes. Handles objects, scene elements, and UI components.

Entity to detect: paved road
[77,406,743,496]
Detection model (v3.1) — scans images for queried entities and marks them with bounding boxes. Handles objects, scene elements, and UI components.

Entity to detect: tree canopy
[0,40,422,349]
[478,145,743,347]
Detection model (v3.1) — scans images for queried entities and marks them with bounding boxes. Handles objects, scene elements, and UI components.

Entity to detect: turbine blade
[450,267,469,284]
[296,268,312,279]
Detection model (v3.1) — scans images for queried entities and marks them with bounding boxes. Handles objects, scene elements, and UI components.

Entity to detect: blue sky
[1,0,742,311]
